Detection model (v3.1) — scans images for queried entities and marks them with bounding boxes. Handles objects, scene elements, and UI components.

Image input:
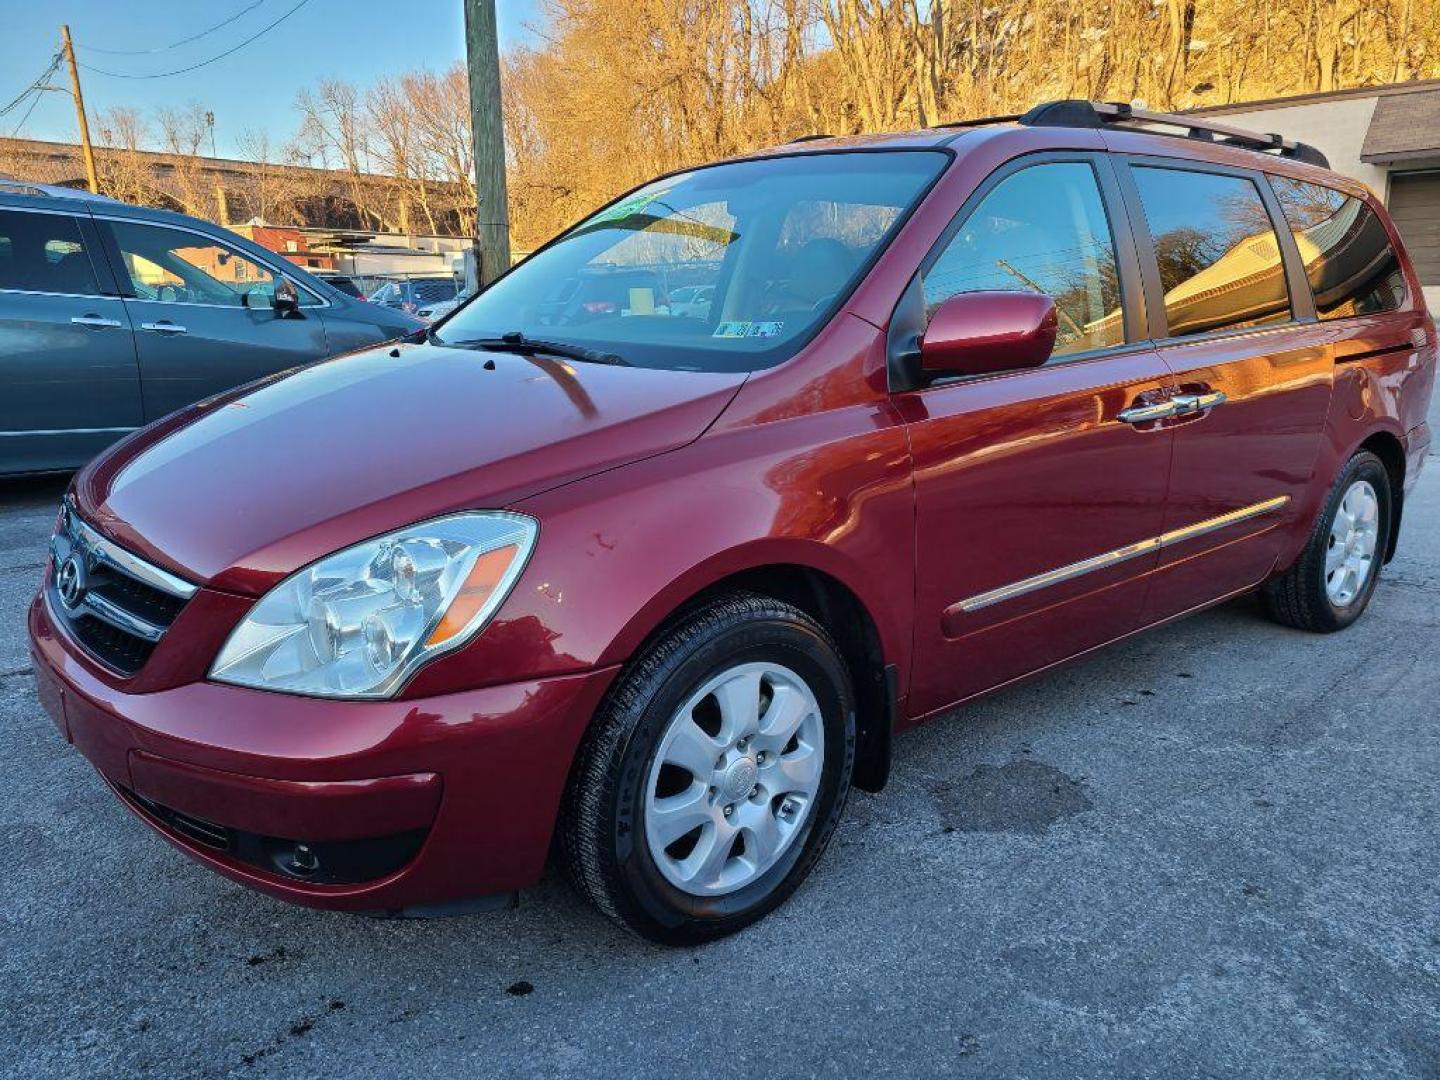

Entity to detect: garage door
[1389,172,1440,289]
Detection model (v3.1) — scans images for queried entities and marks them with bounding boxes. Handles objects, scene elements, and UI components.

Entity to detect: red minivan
[29,101,1435,943]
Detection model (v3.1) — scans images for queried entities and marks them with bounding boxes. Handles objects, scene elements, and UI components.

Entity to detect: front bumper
[29,592,618,913]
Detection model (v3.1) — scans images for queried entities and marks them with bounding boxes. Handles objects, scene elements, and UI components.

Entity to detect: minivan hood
[74,342,745,594]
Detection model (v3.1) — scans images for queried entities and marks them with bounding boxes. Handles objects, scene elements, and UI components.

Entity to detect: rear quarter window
[1269,177,1407,320]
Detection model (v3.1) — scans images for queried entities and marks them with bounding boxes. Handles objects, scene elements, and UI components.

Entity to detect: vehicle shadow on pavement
[0,475,71,515]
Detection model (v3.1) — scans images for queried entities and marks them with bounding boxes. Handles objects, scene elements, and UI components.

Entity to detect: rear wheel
[559,593,855,944]
[1262,450,1391,632]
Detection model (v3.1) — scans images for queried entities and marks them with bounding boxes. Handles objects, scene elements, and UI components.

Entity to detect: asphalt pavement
[2,395,1438,1078]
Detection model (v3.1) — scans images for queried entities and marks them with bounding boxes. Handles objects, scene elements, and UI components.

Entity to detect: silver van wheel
[644,661,824,897]
[1325,479,1380,606]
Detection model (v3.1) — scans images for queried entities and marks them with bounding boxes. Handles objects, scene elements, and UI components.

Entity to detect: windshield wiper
[451,331,631,366]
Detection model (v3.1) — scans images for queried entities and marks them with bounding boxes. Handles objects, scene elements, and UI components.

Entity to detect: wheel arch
[607,553,900,793]
[1356,428,1406,562]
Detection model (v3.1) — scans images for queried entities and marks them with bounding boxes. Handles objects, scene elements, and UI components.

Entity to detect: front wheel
[559,593,855,944]
[1262,450,1391,632]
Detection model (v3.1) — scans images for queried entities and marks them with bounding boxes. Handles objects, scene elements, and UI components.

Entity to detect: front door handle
[1117,399,1181,424]
[1172,390,1227,415]
[140,321,187,335]
[71,315,124,329]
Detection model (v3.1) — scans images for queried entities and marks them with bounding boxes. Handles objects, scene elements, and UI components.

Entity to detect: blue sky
[1,0,545,158]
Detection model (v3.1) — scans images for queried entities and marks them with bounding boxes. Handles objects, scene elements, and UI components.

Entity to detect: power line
[78,0,311,80]
[0,52,62,118]
[9,76,53,138]
[81,0,266,56]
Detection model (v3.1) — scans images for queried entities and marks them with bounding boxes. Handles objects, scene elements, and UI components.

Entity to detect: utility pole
[59,24,99,194]
[463,0,510,287]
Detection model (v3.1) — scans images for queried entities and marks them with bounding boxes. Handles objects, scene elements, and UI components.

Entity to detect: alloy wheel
[1325,479,1381,606]
[643,662,825,897]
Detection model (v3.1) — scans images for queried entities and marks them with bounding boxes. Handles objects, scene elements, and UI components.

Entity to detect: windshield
[436,150,948,372]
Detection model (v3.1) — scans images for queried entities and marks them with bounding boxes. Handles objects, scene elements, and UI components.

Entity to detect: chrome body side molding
[953,495,1290,615]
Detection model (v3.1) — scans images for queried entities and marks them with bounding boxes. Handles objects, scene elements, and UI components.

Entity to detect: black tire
[1262,450,1391,633]
[559,592,856,945]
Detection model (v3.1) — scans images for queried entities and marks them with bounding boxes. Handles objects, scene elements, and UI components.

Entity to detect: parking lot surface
[3,400,1438,1079]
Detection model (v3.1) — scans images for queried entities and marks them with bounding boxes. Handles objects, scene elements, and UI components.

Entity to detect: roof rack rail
[786,133,835,144]
[1019,99,1330,168]
[932,113,1024,130]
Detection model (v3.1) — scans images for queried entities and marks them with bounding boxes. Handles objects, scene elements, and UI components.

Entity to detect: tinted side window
[108,221,281,308]
[1270,177,1406,319]
[414,280,459,304]
[1131,166,1291,338]
[925,162,1124,360]
[0,209,101,296]
[106,221,321,308]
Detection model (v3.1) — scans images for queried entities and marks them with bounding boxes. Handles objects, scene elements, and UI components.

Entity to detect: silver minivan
[0,181,421,474]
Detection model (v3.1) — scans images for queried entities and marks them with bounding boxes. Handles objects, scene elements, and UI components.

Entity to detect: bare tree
[6,0,1437,248]
[295,80,388,229]
[94,107,159,206]
[155,104,219,218]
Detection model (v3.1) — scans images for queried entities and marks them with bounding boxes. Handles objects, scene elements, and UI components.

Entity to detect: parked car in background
[0,181,422,475]
[416,290,474,324]
[26,101,1434,945]
[312,271,366,299]
[367,275,461,316]
[669,284,714,318]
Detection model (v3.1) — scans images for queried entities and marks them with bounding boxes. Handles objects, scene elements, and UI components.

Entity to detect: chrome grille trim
[73,590,166,642]
[48,501,196,673]
[60,499,197,601]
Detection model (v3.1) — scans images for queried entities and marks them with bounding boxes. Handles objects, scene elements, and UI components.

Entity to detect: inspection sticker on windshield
[713,321,784,339]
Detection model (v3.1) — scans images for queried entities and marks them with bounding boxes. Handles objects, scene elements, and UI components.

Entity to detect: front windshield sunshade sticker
[713,321,784,339]
[586,187,674,227]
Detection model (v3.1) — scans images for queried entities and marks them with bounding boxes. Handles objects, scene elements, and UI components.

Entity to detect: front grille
[68,614,158,674]
[48,501,196,676]
[89,569,188,627]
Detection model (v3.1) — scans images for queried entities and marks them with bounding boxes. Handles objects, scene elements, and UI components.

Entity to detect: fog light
[281,843,320,878]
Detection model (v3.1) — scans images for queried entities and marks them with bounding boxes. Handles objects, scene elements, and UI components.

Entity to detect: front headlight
[210,512,537,699]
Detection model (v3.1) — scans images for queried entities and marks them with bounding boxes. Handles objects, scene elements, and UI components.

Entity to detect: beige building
[1192,80,1440,307]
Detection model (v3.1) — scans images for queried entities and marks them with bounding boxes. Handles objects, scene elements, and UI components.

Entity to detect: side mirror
[919,291,1058,377]
[273,275,300,318]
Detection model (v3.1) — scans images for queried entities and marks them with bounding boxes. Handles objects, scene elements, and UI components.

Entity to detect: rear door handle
[140,321,187,335]
[1117,400,1181,424]
[1172,390,1227,415]
[71,315,123,329]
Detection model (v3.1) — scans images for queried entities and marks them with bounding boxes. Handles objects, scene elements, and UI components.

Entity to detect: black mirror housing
[274,275,300,318]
